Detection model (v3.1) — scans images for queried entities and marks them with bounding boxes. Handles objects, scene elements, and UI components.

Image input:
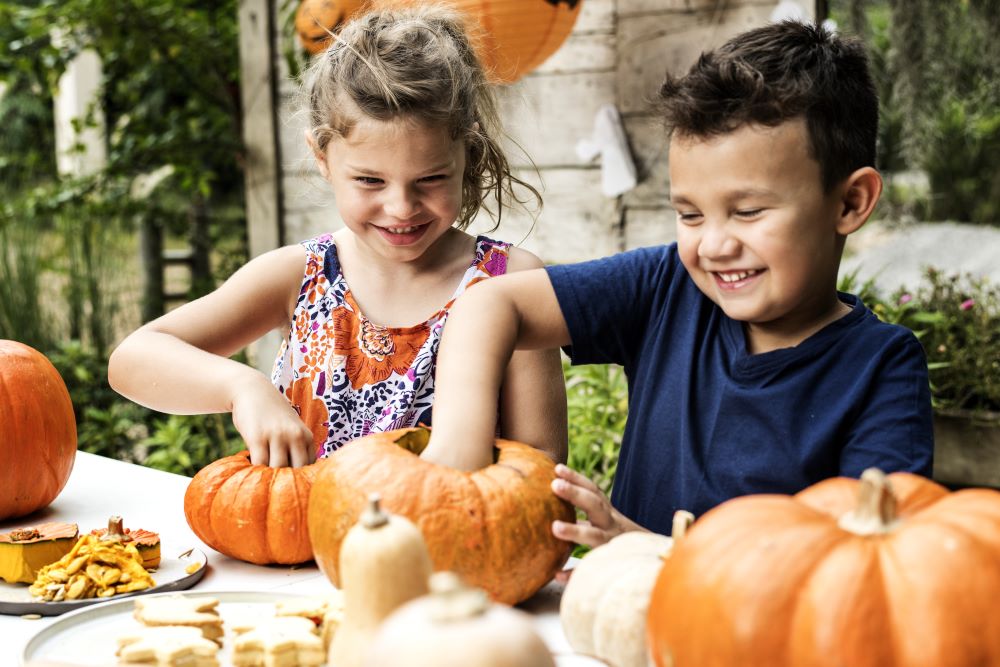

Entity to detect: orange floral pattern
[271,234,510,458]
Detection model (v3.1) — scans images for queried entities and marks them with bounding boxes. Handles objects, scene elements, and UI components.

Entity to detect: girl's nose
[383,186,421,220]
[697,220,740,259]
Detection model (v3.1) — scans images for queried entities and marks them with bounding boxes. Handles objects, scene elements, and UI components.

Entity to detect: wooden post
[238,0,285,371]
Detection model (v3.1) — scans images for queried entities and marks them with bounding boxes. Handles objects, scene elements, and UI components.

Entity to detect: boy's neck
[743,296,853,355]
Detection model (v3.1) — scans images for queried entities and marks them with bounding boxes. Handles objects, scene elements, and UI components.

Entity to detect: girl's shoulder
[474,235,543,274]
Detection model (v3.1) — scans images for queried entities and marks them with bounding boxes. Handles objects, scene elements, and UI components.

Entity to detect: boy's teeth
[719,269,757,283]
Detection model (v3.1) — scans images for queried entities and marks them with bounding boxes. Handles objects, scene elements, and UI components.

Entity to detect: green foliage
[564,360,628,498]
[830,0,1000,224]
[842,270,1000,413]
[141,414,244,476]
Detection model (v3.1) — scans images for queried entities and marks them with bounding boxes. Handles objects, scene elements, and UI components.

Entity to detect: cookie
[232,616,325,667]
[133,595,225,644]
[116,625,220,666]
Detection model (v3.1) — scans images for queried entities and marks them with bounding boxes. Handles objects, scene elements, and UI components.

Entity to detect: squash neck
[838,468,900,536]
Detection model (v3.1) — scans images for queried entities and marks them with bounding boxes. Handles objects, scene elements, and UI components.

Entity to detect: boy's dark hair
[658,20,878,191]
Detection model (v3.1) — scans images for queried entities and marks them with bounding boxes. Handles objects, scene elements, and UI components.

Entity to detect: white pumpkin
[560,511,694,667]
[365,571,556,667]
[328,493,433,667]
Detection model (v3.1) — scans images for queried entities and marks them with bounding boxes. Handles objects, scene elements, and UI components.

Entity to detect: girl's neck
[333,228,478,328]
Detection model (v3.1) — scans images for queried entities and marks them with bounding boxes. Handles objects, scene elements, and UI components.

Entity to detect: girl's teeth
[386,226,419,234]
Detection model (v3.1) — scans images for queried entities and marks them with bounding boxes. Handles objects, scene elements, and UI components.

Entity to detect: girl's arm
[108,245,314,467]
[424,263,571,470]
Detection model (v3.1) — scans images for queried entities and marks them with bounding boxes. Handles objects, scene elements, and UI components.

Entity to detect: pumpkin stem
[838,468,900,536]
[659,510,695,559]
[671,510,694,541]
[103,515,128,542]
[427,571,490,621]
[361,493,390,529]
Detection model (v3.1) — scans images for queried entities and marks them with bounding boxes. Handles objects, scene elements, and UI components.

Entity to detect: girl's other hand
[550,464,645,548]
[230,376,316,468]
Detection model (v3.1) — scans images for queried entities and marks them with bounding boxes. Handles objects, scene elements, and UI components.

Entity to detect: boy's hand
[230,377,315,468]
[550,464,645,548]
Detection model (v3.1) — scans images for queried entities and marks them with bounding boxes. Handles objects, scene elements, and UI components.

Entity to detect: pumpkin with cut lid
[308,427,573,605]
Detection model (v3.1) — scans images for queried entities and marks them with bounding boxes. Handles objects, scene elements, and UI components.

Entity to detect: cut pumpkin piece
[0,522,79,584]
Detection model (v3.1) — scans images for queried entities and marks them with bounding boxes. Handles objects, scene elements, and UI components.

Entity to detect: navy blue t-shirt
[547,244,933,534]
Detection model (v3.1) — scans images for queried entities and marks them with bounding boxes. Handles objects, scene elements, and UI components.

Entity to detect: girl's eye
[354,177,382,185]
[419,174,447,183]
[736,208,763,218]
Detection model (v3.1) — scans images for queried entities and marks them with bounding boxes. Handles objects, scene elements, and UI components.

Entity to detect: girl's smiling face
[315,116,466,265]
[669,119,857,353]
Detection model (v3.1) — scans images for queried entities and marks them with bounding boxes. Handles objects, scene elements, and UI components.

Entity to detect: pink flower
[898,293,913,305]
[960,298,975,311]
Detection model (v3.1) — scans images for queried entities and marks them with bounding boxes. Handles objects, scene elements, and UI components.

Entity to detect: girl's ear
[305,129,331,180]
[836,166,882,236]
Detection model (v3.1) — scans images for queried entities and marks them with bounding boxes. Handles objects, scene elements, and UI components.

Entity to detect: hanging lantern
[294,0,369,55]
[294,0,584,83]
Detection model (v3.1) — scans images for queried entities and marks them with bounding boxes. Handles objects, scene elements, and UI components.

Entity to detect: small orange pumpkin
[183,451,319,565]
[308,427,574,605]
[647,469,1000,667]
[0,340,77,521]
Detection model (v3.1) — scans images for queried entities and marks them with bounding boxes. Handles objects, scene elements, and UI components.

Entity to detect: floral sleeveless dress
[271,233,511,459]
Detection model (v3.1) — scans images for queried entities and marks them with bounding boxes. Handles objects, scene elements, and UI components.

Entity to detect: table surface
[1,451,598,666]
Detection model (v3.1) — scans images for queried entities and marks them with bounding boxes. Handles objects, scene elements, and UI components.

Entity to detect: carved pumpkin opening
[391,426,500,464]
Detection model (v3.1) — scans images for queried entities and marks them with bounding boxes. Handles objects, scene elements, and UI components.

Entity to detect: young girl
[108,5,567,469]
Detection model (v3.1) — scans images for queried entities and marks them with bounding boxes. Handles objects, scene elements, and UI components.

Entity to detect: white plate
[21,589,315,666]
[0,548,208,616]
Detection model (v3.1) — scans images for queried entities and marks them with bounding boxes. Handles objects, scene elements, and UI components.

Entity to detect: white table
[1,452,598,666]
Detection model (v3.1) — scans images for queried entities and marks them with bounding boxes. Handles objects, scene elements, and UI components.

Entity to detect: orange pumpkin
[308,427,574,604]
[647,469,1000,667]
[294,0,583,83]
[0,340,77,521]
[183,451,319,565]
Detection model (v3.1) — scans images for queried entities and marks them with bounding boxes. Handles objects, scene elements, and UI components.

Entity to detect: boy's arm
[839,334,935,477]
[424,268,571,470]
[108,245,315,468]
[550,464,648,548]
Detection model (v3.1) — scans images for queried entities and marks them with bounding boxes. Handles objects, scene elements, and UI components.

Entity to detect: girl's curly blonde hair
[302,3,540,230]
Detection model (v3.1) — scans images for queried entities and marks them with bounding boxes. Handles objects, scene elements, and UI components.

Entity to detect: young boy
[422,20,934,547]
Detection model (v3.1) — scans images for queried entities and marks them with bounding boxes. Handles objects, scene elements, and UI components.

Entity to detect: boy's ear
[836,166,882,235]
[305,129,331,180]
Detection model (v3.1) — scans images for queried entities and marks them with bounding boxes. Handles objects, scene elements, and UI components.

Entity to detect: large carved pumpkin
[0,340,77,521]
[183,451,319,565]
[647,469,1000,667]
[308,427,574,604]
[294,0,583,83]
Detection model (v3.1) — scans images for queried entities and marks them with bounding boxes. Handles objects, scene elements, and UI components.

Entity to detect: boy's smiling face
[669,118,862,353]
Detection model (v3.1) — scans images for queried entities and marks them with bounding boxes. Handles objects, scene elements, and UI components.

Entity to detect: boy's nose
[697,221,740,259]
[383,186,421,220]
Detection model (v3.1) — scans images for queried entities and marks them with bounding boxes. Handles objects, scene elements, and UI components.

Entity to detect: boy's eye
[676,212,702,225]
[735,208,763,218]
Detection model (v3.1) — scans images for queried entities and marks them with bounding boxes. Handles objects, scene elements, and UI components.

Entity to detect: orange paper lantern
[294,0,584,83]
[295,0,369,55]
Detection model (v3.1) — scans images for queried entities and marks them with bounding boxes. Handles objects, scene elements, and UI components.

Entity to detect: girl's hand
[550,464,645,548]
[230,377,316,468]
